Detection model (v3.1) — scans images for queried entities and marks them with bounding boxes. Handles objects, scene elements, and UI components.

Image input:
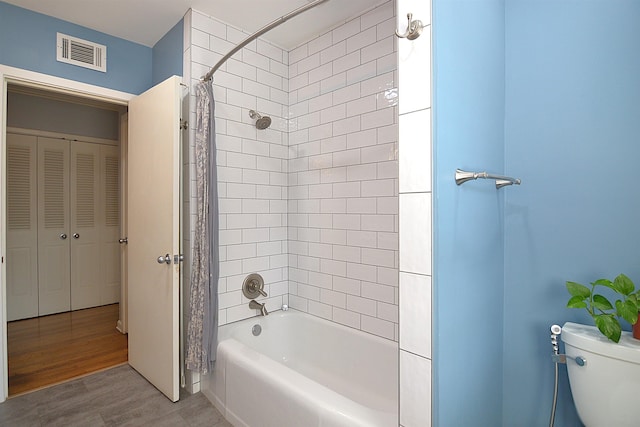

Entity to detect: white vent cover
[57,33,106,72]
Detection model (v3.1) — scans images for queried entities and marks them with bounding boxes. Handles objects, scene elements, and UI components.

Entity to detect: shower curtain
[186,80,219,374]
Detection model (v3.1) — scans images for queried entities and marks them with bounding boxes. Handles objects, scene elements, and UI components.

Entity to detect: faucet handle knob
[242,273,267,299]
[255,284,267,297]
[249,279,267,297]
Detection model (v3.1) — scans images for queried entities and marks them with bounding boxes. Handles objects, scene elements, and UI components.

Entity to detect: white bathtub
[202,310,398,427]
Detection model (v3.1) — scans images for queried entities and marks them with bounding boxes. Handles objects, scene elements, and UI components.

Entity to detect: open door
[127,75,181,402]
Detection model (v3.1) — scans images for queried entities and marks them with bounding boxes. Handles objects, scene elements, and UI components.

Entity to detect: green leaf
[613,274,635,295]
[594,314,622,343]
[566,281,591,298]
[627,309,639,326]
[592,294,613,311]
[593,278,614,290]
[567,296,588,309]
[616,299,639,325]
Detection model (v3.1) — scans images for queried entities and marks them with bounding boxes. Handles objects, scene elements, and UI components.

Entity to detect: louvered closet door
[6,134,38,321]
[37,137,71,316]
[70,142,121,309]
[70,142,101,310]
[100,145,121,305]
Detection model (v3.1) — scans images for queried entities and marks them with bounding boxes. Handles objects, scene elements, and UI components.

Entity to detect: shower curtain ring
[395,13,424,40]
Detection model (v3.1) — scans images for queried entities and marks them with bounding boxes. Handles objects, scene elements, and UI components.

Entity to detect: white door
[70,142,121,309]
[6,134,38,321]
[37,137,71,316]
[70,141,101,310]
[127,75,181,402]
[100,145,121,305]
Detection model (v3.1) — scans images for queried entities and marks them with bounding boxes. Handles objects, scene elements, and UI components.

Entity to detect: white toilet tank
[561,322,640,427]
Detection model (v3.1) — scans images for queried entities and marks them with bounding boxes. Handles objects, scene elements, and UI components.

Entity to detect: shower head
[249,109,272,130]
[256,116,272,130]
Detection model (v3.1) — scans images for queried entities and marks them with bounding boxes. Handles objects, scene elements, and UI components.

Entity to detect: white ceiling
[4,0,386,49]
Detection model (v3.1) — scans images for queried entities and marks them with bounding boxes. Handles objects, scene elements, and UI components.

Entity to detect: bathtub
[202,309,398,427]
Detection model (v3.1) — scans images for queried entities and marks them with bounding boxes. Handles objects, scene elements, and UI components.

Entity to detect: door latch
[174,254,184,264]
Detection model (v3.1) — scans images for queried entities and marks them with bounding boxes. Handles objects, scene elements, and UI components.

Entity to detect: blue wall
[503,1,640,426]
[435,0,640,425]
[152,19,184,86]
[0,1,152,94]
[432,0,505,425]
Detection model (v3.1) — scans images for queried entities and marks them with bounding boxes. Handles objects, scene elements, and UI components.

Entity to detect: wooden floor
[7,303,128,396]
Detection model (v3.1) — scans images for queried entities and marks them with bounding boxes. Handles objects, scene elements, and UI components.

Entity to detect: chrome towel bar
[455,169,521,189]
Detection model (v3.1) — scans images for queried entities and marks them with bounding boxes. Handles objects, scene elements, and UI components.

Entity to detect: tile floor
[0,364,231,427]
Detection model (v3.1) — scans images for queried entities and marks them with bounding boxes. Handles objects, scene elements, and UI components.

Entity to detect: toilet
[561,322,640,427]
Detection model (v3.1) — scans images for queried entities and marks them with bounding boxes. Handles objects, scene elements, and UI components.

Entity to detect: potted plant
[566,273,640,343]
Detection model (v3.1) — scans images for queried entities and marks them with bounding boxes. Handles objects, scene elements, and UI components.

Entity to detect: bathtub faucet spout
[249,300,268,316]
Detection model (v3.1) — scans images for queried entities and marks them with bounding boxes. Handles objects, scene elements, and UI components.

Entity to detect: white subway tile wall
[187,1,399,341]
[189,9,290,325]
[287,1,399,341]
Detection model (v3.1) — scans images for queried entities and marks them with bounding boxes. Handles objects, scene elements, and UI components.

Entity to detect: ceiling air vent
[57,33,106,72]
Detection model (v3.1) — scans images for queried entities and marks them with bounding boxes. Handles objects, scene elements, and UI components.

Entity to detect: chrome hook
[395,13,424,40]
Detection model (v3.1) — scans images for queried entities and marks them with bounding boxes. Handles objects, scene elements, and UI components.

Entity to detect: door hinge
[179,119,188,130]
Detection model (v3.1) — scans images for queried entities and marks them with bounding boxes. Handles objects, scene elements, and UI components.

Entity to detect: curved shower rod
[455,168,521,189]
[201,0,330,82]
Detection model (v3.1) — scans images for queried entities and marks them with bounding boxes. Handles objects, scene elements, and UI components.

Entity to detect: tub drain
[252,324,262,336]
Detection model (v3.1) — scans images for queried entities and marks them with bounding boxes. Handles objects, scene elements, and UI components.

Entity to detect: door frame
[0,64,134,402]
[117,113,129,334]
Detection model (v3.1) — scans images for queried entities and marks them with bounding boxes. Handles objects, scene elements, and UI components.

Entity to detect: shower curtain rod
[201,0,330,82]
